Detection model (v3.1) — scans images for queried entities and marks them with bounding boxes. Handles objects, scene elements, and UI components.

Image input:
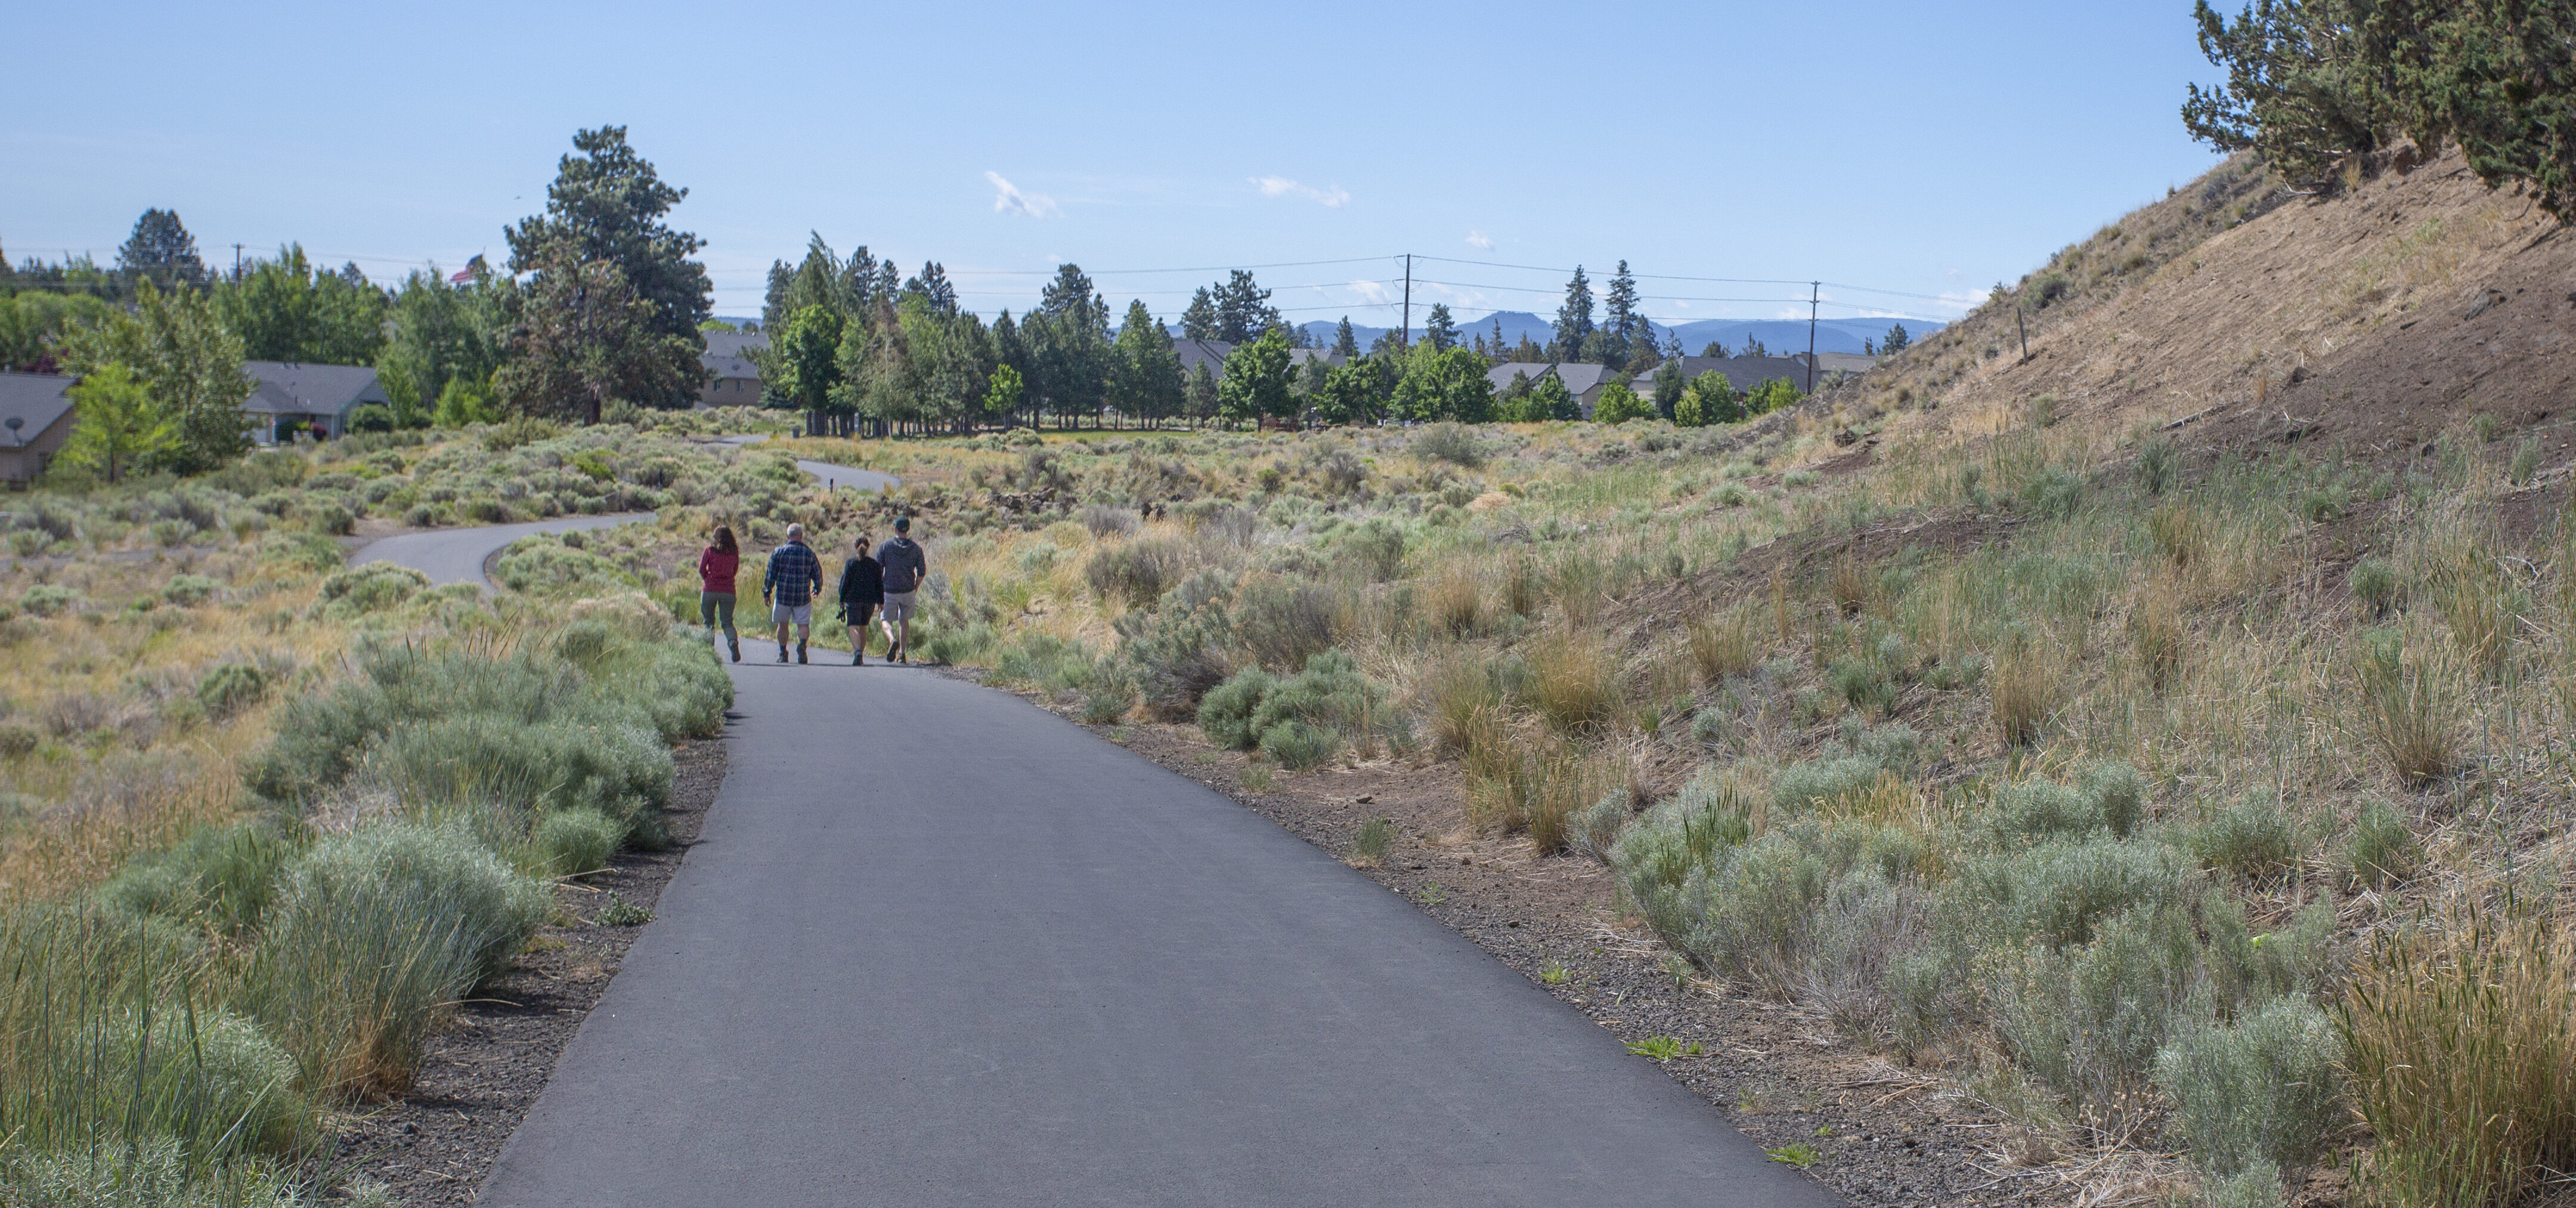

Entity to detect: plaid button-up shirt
[763,541,824,607]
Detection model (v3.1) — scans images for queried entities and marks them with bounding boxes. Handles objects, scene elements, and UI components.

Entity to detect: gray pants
[700,591,736,638]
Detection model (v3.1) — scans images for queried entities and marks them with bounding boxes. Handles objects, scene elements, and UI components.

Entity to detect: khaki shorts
[880,591,918,623]
[771,602,812,626]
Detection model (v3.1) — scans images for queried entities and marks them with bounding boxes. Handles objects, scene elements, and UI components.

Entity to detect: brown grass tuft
[1460,713,1616,852]
[1990,645,2063,746]
[2128,580,2184,693]
[1425,564,1483,637]
[2357,636,2459,784]
[1828,553,1871,617]
[2343,911,2576,1206]
[1527,631,1623,733]
[1687,608,1758,682]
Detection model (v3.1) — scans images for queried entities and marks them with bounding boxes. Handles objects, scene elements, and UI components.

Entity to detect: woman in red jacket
[698,526,742,663]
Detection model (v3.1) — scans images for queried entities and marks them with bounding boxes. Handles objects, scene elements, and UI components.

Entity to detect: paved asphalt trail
[473,660,1841,1207]
[720,432,902,493]
[350,512,655,588]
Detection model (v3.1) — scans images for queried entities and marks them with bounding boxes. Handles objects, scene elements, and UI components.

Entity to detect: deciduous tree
[60,364,172,482]
[53,280,253,473]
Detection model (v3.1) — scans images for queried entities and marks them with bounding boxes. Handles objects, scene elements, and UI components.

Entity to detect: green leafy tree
[1674,391,1707,428]
[1553,265,1594,359]
[378,264,506,427]
[53,280,252,473]
[59,364,173,482]
[1216,328,1296,428]
[1687,370,1743,424]
[116,209,207,291]
[505,126,711,406]
[1494,369,1538,421]
[0,292,114,372]
[1392,343,1494,422]
[772,304,847,423]
[1530,372,1579,422]
[854,299,922,429]
[490,249,701,424]
[1591,382,1648,424]
[2182,0,2396,187]
[983,363,1024,425]
[1748,377,1801,415]
[215,246,390,366]
[1111,299,1184,427]
[433,376,501,427]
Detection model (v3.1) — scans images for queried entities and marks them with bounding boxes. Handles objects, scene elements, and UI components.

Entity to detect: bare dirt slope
[1826,147,2576,466]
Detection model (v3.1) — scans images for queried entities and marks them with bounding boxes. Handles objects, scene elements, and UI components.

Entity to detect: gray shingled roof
[704,331,769,359]
[240,362,388,416]
[0,372,74,441]
[1631,355,1811,394]
[1483,362,1613,396]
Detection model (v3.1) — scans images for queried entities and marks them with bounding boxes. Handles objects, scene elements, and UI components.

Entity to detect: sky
[7,1,2227,331]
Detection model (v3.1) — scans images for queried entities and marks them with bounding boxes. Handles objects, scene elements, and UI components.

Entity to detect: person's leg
[774,605,790,661]
[852,605,873,665]
[717,594,739,661]
[897,614,911,662]
[796,616,810,663]
[699,591,716,639]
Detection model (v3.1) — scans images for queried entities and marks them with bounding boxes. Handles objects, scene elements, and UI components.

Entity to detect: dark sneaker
[727,638,741,663]
[776,647,789,664]
[797,643,808,665]
[852,650,865,666]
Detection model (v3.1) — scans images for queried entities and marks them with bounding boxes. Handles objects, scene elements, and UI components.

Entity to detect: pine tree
[504,126,712,396]
[1211,270,1280,343]
[1332,317,1359,360]
[116,209,206,290]
[1553,266,1594,360]
[1112,299,1184,427]
[1424,304,1458,352]
[1039,264,1094,317]
[1600,261,1639,367]
[1883,323,1911,353]
[1701,340,1730,358]
[907,261,957,315]
[1181,288,1219,341]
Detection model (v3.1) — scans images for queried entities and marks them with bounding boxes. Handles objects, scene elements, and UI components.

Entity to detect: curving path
[453,661,1841,1208]
[351,436,894,591]
[351,512,657,589]
[719,432,900,493]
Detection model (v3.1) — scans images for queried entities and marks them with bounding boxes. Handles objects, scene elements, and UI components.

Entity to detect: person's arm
[762,551,776,601]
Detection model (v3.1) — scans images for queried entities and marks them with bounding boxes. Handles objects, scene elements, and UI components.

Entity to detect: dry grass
[1990,644,2063,747]
[2356,636,2460,786]
[1527,630,1623,733]
[1425,564,1483,637]
[2128,579,2184,693]
[1686,608,1758,682]
[2343,911,2576,1206]
[1460,713,1615,851]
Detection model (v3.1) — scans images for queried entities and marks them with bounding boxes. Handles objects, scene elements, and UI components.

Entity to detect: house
[1172,338,1232,381]
[243,362,390,442]
[0,372,76,487]
[698,331,767,407]
[1485,362,1615,415]
[1628,355,1814,399]
[1797,351,1880,381]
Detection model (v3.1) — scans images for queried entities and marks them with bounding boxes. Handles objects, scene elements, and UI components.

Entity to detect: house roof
[0,372,75,443]
[1172,338,1232,375]
[704,331,768,359]
[1484,361,1614,396]
[1631,355,1811,394]
[240,362,388,416]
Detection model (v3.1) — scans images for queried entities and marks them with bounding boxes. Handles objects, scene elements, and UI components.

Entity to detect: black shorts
[844,602,875,629]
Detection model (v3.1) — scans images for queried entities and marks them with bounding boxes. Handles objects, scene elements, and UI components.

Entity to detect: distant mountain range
[1295,310,1943,357]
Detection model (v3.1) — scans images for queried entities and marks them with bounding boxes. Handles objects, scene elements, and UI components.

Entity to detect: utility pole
[233,243,243,283]
[1804,281,1819,394]
[2016,304,2030,362]
[1401,254,1413,348]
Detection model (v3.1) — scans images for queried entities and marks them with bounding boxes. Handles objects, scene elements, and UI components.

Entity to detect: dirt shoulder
[337,735,728,1206]
[966,669,2106,1208]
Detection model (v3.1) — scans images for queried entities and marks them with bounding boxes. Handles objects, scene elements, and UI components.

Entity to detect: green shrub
[2187,793,2299,881]
[247,822,548,1095]
[1249,649,1385,742]
[1410,423,1485,468]
[98,819,301,937]
[160,574,221,607]
[315,562,429,617]
[532,808,621,878]
[19,584,78,617]
[2080,759,2148,838]
[1995,903,2203,1109]
[491,539,634,595]
[1689,832,1828,993]
[1233,574,1337,671]
[1082,683,1136,724]
[1338,518,1409,581]
[2349,558,2401,617]
[1770,756,1884,816]
[194,663,271,719]
[1259,719,1338,770]
[2345,799,2420,889]
[1959,835,2203,947]
[1991,778,2102,842]
[1113,579,1235,719]
[359,712,672,829]
[1084,536,1194,606]
[256,530,343,572]
[1826,656,1895,712]
[1197,668,1277,750]
[2155,996,2345,1177]
[303,501,355,536]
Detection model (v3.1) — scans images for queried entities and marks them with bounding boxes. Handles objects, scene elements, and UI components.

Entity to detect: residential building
[0,372,75,487]
[1628,355,1813,399]
[1485,362,1615,414]
[1167,338,1343,384]
[243,362,390,442]
[699,331,767,406]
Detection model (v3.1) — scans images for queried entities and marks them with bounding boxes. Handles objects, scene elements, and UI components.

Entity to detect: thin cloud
[986,171,1058,218]
[1349,279,1392,305]
[1251,175,1350,208]
[1465,230,1494,251]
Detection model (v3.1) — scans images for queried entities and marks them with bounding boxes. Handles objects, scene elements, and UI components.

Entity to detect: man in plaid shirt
[763,523,825,664]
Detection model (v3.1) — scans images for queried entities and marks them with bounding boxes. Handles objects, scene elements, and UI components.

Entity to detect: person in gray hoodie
[875,516,927,663]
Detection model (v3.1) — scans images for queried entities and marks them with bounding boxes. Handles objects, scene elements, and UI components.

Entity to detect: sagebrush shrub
[1233,574,1337,671]
[1197,669,1277,750]
[533,808,622,878]
[316,563,429,618]
[1995,903,2202,1110]
[1409,423,1485,468]
[2155,996,2346,1178]
[99,818,301,936]
[195,663,272,719]
[2344,799,2419,889]
[2187,792,2300,882]
[1084,536,1194,607]
[1259,719,1337,771]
